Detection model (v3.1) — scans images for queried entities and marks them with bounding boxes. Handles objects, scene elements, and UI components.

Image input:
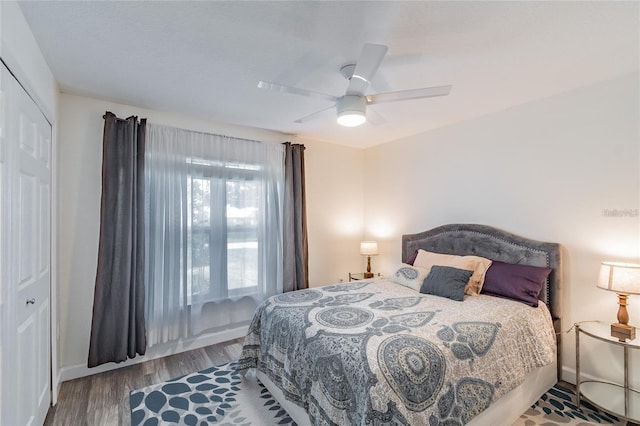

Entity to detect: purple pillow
[481,261,552,307]
[406,250,418,266]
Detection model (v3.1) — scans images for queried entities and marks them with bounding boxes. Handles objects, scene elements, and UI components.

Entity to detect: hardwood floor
[44,338,244,426]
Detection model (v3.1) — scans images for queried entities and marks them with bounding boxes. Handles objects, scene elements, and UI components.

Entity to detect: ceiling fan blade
[294,106,335,124]
[346,43,388,95]
[366,108,387,126]
[258,81,338,103]
[367,85,452,105]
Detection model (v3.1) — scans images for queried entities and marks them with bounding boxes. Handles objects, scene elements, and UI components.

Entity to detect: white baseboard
[561,365,603,386]
[52,369,62,405]
[562,365,577,384]
[58,326,248,383]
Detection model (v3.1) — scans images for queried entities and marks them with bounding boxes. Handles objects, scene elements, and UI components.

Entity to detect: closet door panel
[1,62,52,426]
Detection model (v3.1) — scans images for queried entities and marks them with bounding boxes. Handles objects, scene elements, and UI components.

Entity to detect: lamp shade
[360,241,379,256]
[597,262,640,295]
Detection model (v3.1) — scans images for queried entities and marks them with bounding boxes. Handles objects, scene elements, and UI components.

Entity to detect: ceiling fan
[258,43,452,127]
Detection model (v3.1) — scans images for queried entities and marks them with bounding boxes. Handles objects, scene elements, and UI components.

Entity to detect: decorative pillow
[481,261,552,307]
[388,263,430,291]
[412,249,493,296]
[405,249,419,266]
[420,266,472,301]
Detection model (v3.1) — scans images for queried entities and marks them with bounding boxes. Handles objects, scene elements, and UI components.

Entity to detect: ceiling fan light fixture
[336,95,367,127]
[337,112,366,127]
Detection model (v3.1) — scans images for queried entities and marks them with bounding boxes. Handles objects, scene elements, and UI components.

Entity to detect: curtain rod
[104,111,299,146]
[147,121,285,145]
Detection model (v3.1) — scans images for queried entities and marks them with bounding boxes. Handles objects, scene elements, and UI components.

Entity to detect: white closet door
[0,62,52,425]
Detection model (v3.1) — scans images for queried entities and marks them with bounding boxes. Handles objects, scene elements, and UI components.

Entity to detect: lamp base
[363,272,374,279]
[611,322,636,342]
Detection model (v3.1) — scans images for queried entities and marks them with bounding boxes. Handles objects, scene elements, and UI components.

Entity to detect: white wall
[299,137,365,286]
[57,93,364,373]
[363,72,640,383]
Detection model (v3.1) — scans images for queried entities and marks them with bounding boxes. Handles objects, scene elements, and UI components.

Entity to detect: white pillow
[389,263,429,291]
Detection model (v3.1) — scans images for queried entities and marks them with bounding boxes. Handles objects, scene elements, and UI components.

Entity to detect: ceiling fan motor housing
[336,95,367,126]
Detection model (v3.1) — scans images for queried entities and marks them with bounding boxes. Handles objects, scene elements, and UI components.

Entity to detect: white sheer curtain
[144,124,284,347]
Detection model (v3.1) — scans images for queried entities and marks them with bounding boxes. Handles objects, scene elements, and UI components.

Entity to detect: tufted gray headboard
[402,224,563,370]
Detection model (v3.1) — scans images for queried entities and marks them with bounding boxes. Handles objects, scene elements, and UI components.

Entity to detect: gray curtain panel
[88,112,147,367]
[283,142,309,292]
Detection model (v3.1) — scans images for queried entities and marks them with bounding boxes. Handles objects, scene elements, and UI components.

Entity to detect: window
[187,159,262,303]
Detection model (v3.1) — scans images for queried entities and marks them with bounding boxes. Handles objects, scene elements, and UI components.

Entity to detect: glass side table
[348,272,382,281]
[575,321,640,422]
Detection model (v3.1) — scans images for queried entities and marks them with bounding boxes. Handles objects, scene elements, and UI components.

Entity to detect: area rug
[130,363,622,425]
[129,361,296,426]
[514,383,624,426]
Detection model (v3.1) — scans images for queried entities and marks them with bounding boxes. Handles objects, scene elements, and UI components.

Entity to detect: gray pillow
[420,265,473,301]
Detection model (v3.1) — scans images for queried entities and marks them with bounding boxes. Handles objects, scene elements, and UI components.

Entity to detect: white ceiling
[19,1,639,148]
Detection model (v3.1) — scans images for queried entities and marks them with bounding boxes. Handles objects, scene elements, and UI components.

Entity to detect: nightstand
[349,272,382,281]
[575,321,640,422]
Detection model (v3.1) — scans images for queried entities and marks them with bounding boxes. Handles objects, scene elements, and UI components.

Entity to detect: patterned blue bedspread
[237,279,555,425]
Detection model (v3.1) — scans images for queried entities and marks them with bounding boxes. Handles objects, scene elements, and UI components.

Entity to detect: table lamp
[360,241,379,278]
[597,261,640,341]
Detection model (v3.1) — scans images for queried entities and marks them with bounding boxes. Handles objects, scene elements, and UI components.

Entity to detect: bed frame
[257,223,563,426]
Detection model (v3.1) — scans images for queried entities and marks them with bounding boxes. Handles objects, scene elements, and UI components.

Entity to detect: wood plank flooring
[44,338,244,426]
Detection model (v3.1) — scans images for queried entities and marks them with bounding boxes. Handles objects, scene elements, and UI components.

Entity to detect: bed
[238,224,563,425]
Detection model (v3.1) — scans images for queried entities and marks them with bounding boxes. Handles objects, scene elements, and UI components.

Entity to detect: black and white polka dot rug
[130,363,623,426]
